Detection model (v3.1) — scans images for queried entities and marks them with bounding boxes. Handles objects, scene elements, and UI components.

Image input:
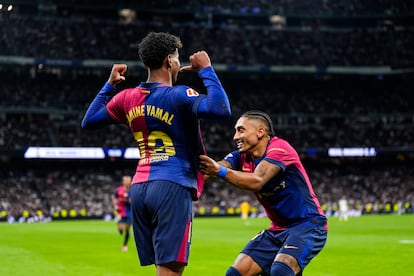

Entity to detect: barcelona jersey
[106,82,205,192]
[114,185,131,218]
[224,136,326,231]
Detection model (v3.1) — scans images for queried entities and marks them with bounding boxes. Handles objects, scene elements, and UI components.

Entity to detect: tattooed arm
[199,155,281,192]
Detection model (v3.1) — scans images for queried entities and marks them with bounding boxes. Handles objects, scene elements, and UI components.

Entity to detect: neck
[249,136,270,159]
[146,67,172,85]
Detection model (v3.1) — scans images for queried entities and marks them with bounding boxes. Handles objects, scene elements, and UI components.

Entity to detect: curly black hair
[138,32,182,70]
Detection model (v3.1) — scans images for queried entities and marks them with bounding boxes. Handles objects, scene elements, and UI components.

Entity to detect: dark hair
[138,32,182,70]
[241,110,274,137]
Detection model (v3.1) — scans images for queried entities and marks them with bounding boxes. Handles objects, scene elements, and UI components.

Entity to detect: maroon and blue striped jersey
[114,186,130,218]
[107,82,204,190]
[82,66,231,200]
[224,136,326,231]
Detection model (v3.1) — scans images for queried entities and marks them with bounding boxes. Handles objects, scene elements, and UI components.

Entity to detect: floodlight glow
[7,4,13,12]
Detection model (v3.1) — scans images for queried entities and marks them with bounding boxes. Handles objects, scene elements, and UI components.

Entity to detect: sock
[123,231,130,246]
[270,261,295,276]
[225,267,242,276]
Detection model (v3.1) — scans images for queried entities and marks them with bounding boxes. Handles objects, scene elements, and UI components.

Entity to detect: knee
[226,266,242,276]
[270,261,295,276]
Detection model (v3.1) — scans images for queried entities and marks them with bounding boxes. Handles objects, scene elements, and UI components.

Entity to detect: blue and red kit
[224,136,326,230]
[223,136,327,273]
[114,185,131,219]
[82,65,231,266]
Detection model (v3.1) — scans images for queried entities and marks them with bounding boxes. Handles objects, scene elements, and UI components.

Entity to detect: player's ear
[167,55,173,69]
[163,55,171,70]
[257,127,266,140]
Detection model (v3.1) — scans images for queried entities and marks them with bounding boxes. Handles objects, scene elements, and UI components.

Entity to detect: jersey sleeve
[172,85,207,115]
[196,66,231,118]
[263,139,297,172]
[81,82,116,129]
[223,150,241,170]
[106,90,129,125]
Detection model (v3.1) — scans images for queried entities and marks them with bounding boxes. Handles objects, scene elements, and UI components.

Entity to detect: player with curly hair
[82,32,231,275]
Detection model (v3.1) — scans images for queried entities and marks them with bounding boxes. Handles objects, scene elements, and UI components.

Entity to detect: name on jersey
[126,104,175,126]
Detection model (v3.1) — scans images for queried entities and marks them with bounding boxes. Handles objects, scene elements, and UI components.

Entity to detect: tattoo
[275,253,301,274]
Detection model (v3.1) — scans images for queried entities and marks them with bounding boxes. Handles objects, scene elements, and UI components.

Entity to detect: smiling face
[233,116,268,156]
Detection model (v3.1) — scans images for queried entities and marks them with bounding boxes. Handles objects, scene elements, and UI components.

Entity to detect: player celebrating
[112,175,132,252]
[81,32,231,275]
[199,110,327,276]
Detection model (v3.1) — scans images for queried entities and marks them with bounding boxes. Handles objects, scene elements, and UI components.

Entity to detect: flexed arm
[180,51,231,118]
[81,64,127,129]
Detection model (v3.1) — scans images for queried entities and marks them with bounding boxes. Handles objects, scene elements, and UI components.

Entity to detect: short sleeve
[223,150,241,170]
[263,138,298,171]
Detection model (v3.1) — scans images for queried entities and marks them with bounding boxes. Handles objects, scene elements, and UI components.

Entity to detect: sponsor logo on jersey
[283,245,299,249]
[186,88,199,97]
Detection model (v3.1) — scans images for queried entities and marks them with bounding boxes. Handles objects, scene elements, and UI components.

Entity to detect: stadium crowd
[1,163,413,222]
[1,1,413,222]
[0,71,413,151]
[0,13,413,67]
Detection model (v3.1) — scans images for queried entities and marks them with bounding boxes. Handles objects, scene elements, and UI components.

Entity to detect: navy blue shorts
[129,180,193,266]
[117,216,132,225]
[241,217,327,275]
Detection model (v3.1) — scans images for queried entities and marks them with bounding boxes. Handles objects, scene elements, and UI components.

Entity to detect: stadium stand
[0,0,413,221]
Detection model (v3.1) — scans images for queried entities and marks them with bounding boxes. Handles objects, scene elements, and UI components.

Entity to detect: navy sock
[225,266,242,276]
[123,231,130,246]
[270,261,295,276]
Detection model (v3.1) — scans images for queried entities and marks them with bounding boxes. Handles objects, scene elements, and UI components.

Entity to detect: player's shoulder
[172,85,202,98]
[267,137,295,153]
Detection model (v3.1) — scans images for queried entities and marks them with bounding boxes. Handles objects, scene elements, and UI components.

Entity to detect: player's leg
[122,222,131,251]
[227,229,282,275]
[226,253,262,276]
[148,181,192,276]
[156,262,185,275]
[275,218,327,275]
[117,220,123,235]
[129,183,156,265]
[271,254,297,276]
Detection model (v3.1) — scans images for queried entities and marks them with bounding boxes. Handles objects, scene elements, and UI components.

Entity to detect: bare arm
[199,155,281,192]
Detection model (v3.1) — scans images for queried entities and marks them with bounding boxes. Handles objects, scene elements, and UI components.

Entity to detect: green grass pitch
[1,215,413,275]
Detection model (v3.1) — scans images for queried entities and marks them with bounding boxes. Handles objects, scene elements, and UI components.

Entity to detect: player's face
[233,117,263,153]
[122,177,131,189]
[169,49,180,83]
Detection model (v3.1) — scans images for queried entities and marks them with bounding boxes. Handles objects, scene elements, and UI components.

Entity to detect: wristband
[217,165,228,178]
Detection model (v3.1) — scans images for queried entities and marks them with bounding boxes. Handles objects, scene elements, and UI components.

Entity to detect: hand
[108,64,127,86]
[180,51,211,72]
[199,155,220,177]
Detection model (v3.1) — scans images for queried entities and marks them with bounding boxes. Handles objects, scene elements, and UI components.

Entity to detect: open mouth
[236,140,243,149]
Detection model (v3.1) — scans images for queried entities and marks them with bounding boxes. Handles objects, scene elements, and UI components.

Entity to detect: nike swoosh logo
[283,245,299,249]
